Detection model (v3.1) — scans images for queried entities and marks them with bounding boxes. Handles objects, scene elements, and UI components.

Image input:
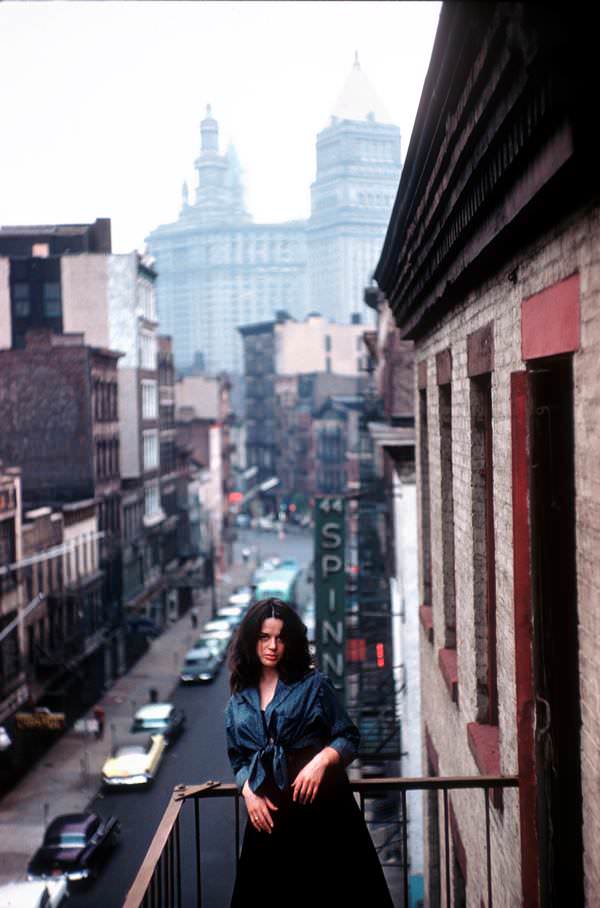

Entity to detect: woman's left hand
[292,748,338,804]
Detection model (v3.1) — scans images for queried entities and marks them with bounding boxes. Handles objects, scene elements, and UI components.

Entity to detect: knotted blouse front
[225,669,360,794]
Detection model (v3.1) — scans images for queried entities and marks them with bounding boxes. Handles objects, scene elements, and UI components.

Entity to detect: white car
[0,879,68,907]
[217,605,244,624]
[203,618,234,634]
[228,587,253,608]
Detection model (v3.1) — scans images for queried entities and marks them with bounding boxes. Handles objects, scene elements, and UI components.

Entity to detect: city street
[68,526,314,908]
[0,527,314,908]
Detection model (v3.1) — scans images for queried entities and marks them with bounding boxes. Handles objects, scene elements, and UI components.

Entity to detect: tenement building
[375,3,599,905]
[146,58,401,374]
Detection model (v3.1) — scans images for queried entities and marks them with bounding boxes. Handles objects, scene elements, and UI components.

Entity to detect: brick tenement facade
[412,202,600,905]
[374,4,600,904]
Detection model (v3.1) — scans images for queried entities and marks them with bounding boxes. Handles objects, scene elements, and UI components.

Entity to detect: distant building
[239,312,366,509]
[0,224,194,633]
[307,55,402,324]
[146,58,401,374]
[146,108,307,374]
[275,372,365,505]
[175,372,234,569]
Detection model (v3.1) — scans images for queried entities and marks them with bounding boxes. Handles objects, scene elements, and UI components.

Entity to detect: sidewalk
[0,563,251,886]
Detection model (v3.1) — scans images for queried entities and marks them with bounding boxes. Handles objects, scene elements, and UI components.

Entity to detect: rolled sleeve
[225,701,251,792]
[319,674,360,766]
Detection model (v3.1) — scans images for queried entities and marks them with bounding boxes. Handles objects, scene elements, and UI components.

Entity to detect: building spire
[331,54,390,123]
[200,104,219,153]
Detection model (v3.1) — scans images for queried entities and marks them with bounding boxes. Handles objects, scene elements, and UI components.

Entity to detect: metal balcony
[122,775,519,908]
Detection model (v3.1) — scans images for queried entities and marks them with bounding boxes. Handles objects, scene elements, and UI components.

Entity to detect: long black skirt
[230,748,395,908]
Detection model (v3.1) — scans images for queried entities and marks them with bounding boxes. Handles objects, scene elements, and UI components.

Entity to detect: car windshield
[134,717,168,729]
[185,655,210,666]
[49,832,87,848]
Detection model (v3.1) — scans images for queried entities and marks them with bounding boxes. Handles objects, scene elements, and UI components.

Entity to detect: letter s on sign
[321,522,341,549]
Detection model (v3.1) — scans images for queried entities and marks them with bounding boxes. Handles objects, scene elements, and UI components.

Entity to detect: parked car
[101,734,166,787]
[126,617,161,638]
[130,703,186,745]
[27,812,120,884]
[228,586,253,608]
[257,516,278,531]
[194,633,230,664]
[202,618,235,635]
[217,605,244,625]
[0,879,68,907]
[180,646,219,683]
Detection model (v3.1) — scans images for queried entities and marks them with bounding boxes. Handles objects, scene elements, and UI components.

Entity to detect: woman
[225,597,394,907]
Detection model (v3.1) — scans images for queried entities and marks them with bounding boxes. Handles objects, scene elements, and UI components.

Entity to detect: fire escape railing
[122,775,519,908]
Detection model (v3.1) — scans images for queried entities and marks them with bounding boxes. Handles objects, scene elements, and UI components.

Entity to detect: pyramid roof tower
[331,52,391,123]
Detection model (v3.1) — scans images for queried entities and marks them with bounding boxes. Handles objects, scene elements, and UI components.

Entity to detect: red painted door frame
[511,371,540,908]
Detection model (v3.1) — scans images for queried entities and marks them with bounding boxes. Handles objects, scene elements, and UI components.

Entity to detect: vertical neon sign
[314,496,346,702]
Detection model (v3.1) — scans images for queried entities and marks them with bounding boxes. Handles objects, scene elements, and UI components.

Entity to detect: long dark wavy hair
[228,598,312,694]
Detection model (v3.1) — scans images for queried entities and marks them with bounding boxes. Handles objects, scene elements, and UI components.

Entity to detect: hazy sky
[0,1,441,253]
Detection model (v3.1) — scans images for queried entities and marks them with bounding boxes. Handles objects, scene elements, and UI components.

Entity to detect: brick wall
[416,202,600,905]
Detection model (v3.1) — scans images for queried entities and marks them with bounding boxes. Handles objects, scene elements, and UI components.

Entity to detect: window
[142,380,158,420]
[419,388,432,605]
[140,332,157,370]
[144,483,160,517]
[438,381,456,649]
[143,431,159,471]
[325,334,332,352]
[12,282,31,317]
[470,374,498,725]
[43,282,61,317]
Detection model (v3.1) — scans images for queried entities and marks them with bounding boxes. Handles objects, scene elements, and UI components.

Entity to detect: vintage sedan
[193,633,230,664]
[130,702,185,745]
[180,646,219,683]
[102,733,166,787]
[228,586,253,608]
[203,617,235,634]
[216,605,245,625]
[27,812,119,884]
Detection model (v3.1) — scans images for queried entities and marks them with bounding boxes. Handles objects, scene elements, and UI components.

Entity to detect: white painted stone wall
[275,314,364,376]
[417,203,600,905]
[119,368,140,479]
[175,375,220,421]
[61,255,110,347]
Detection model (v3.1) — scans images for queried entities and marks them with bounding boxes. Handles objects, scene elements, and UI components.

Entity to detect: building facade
[240,311,367,498]
[146,59,401,374]
[146,108,307,374]
[0,229,178,631]
[375,3,599,904]
[307,56,402,324]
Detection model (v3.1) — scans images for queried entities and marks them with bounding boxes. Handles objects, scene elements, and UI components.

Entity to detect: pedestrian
[190,606,198,629]
[93,705,105,740]
[224,598,394,907]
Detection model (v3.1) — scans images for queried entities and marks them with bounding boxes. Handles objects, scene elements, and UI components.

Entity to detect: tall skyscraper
[146,59,401,374]
[308,54,402,322]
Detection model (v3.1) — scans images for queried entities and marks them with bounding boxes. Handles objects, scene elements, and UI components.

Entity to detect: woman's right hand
[242,780,278,834]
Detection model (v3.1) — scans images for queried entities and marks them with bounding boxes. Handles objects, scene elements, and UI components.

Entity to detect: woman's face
[256,617,285,670]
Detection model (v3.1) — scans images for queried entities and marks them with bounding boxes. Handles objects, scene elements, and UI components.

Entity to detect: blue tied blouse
[225,669,360,794]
